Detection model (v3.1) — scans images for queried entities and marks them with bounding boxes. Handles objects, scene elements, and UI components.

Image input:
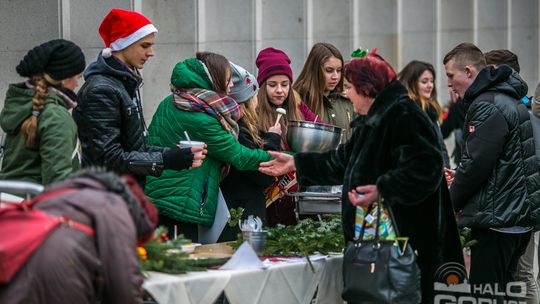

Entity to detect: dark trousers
[158,214,199,243]
[470,228,531,301]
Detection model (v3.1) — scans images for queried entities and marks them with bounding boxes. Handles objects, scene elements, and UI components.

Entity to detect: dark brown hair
[443,43,486,71]
[196,52,231,94]
[293,42,344,118]
[484,49,520,73]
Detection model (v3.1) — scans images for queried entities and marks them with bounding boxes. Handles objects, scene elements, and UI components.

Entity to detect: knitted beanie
[255,47,293,84]
[170,58,213,90]
[16,39,86,81]
[229,62,258,103]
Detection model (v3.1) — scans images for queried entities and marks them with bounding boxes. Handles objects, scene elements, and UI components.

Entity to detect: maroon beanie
[256,47,293,84]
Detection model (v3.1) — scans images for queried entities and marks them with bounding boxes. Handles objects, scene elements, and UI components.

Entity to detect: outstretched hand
[259,151,296,176]
[347,184,378,208]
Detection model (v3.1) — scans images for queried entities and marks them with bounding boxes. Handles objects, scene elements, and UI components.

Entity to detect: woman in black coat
[259,50,463,303]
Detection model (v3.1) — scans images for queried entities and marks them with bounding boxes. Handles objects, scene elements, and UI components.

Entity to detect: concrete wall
[1,0,539,122]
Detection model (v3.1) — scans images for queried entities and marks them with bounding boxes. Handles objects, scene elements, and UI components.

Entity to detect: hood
[84,53,141,88]
[170,58,213,90]
[0,83,63,134]
[463,65,528,104]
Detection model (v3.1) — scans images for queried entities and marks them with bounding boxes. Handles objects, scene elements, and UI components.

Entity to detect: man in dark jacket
[74,8,203,185]
[485,48,540,304]
[444,43,535,300]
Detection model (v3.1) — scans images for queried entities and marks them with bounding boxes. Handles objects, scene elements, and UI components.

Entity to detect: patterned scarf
[173,88,243,179]
[172,88,242,138]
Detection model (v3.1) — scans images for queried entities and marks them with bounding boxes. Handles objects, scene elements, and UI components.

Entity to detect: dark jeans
[158,214,199,243]
[470,228,532,301]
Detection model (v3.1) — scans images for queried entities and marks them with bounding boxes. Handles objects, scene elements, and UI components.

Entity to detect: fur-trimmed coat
[294,81,463,302]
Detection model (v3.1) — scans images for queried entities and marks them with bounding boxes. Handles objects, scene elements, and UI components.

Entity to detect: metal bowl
[286,120,343,152]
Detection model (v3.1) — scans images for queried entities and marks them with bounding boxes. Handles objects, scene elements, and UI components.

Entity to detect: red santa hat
[99,8,158,58]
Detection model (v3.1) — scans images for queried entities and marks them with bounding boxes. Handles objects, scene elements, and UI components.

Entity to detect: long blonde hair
[20,74,58,148]
[239,98,263,147]
[256,81,302,148]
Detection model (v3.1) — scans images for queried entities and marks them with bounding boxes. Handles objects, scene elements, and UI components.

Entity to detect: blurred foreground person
[0,170,157,304]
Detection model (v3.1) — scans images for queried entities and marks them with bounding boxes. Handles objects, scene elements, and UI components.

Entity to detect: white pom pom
[102,48,112,58]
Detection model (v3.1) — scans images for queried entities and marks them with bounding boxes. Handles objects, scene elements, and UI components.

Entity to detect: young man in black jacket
[74,9,205,185]
[444,43,536,301]
[485,48,540,303]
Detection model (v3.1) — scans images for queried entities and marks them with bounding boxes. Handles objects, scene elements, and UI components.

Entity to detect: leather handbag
[341,195,421,303]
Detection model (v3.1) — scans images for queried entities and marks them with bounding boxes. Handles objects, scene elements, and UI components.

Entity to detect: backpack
[0,188,95,284]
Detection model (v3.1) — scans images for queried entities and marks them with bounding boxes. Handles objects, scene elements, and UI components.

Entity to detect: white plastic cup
[179,140,205,164]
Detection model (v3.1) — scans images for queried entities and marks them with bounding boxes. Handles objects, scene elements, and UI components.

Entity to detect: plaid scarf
[172,88,242,138]
[172,88,243,180]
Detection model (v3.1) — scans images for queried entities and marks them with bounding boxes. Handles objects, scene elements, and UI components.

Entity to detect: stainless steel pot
[286,120,343,152]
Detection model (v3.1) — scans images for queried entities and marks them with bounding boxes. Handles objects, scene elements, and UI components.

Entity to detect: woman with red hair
[259,50,463,303]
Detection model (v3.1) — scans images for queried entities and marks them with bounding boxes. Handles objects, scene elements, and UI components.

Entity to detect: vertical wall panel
[511,0,539,95]
[311,0,352,59]
[0,0,60,102]
[476,0,508,51]
[354,0,398,67]
[399,0,436,69]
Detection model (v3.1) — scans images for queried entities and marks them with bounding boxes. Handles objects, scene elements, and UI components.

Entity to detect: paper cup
[179,140,205,164]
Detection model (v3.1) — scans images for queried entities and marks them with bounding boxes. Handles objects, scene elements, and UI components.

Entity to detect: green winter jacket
[145,94,272,226]
[322,93,355,142]
[0,83,80,185]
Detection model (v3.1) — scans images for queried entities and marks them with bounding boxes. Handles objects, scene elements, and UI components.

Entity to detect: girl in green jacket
[0,39,86,185]
[145,52,272,242]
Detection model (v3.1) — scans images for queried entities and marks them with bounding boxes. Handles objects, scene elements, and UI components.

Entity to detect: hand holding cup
[179,140,207,168]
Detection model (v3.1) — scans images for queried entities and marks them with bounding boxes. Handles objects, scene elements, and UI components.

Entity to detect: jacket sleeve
[376,110,443,206]
[76,85,168,177]
[261,132,281,151]
[450,102,509,211]
[190,118,272,170]
[94,191,143,304]
[294,135,354,187]
[231,126,276,187]
[39,105,77,184]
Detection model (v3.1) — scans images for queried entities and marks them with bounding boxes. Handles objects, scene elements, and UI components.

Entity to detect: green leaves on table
[233,216,344,256]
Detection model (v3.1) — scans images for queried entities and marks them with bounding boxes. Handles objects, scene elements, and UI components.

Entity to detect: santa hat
[99,8,158,58]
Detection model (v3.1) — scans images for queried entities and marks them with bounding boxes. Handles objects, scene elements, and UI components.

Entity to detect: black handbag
[341,195,421,303]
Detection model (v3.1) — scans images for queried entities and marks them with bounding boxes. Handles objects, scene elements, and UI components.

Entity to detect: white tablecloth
[143,255,344,304]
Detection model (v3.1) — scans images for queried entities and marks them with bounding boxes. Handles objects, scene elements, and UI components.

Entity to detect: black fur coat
[295,81,463,301]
